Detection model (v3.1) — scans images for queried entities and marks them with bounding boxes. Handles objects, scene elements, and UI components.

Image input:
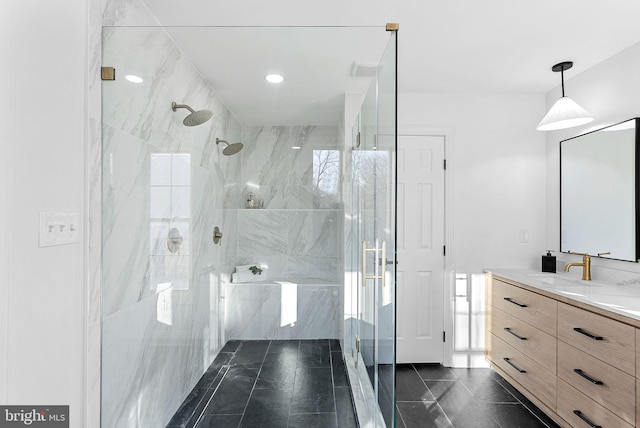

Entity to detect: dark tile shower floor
[166,339,357,428]
[168,341,560,428]
[395,364,560,428]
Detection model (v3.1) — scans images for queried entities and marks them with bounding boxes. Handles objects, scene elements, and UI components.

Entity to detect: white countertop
[486,268,640,325]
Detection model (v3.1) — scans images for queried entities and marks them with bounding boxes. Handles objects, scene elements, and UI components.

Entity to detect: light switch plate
[518,228,529,244]
[39,211,80,247]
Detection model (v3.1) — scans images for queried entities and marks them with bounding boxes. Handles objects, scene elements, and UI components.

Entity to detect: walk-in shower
[101,25,396,428]
[215,137,243,155]
[171,101,213,126]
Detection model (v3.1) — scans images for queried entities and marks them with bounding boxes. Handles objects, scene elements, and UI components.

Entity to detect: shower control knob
[213,226,223,245]
[167,227,183,253]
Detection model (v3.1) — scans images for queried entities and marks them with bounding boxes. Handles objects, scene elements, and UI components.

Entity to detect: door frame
[397,125,455,367]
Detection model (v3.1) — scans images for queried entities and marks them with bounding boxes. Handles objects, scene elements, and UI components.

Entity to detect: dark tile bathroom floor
[166,339,357,428]
[395,364,560,428]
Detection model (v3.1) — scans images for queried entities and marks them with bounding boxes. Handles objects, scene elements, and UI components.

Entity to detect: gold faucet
[564,252,591,280]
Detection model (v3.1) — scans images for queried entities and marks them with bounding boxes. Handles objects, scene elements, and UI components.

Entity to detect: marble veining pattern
[240,125,340,209]
[225,283,340,340]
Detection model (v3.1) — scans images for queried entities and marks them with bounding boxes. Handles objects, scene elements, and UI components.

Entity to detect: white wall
[0,5,11,402]
[0,0,87,425]
[544,42,640,272]
[400,93,548,274]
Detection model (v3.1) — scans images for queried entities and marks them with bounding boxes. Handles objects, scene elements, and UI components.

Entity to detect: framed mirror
[560,118,640,262]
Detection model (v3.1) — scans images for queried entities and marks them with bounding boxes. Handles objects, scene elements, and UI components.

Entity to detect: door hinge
[443,159,447,170]
[443,331,446,342]
[443,245,446,256]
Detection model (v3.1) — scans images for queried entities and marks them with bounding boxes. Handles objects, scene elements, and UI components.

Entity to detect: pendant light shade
[537,61,593,131]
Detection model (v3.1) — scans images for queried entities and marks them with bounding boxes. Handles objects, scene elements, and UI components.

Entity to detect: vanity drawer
[637,378,640,428]
[558,302,635,376]
[491,307,556,370]
[489,334,556,409]
[491,278,557,336]
[636,328,640,378]
[557,380,633,428]
[557,341,635,424]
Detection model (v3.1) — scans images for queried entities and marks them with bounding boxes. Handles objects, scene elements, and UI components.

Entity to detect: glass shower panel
[375,30,397,427]
[101,26,234,427]
[102,25,395,428]
[375,32,397,427]
[350,30,397,427]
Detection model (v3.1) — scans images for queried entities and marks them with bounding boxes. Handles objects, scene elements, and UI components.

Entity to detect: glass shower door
[351,29,397,427]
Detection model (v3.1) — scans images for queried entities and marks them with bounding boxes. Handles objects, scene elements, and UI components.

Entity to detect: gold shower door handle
[361,241,386,287]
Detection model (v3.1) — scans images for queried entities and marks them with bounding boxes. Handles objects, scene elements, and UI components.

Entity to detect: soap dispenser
[541,250,556,273]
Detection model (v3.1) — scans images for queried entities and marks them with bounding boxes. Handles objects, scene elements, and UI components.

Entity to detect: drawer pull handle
[573,327,603,341]
[504,327,527,340]
[573,369,604,385]
[573,410,602,428]
[503,297,527,307]
[503,357,526,373]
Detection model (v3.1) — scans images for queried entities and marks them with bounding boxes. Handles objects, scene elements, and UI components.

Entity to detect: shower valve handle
[213,226,223,245]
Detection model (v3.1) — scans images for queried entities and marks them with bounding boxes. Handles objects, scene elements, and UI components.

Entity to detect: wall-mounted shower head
[171,102,213,126]
[215,138,244,156]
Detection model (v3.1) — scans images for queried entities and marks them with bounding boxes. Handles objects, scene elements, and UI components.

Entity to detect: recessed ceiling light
[291,146,301,150]
[265,74,284,84]
[125,74,144,83]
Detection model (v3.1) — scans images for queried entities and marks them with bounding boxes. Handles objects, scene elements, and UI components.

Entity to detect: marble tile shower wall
[237,126,341,282]
[100,24,242,428]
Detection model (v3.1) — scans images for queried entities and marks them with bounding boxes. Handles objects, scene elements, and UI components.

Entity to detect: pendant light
[536,61,593,131]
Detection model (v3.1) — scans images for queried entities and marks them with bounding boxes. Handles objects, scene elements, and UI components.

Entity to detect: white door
[396,135,446,364]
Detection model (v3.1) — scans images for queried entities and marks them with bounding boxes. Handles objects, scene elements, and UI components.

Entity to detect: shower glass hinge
[356,336,360,353]
[354,132,361,149]
[101,67,116,81]
[386,23,399,32]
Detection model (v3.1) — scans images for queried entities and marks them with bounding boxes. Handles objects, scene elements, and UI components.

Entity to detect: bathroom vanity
[486,269,640,428]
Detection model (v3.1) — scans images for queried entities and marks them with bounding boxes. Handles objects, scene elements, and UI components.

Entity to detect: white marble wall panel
[225,283,340,340]
[236,210,339,282]
[237,210,289,256]
[239,125,340,209]
[288,211,338,257]
[102,124,152,316]
[286,256,339,283]
[87,117,102,327]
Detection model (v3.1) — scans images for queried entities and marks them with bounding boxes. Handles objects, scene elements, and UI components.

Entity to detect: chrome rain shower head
[215,138,244,156]
[171,102,213,126]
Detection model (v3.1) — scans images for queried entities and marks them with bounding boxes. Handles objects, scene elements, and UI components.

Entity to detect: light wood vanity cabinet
[558,302,635,376]
[487,277,558,413]
[491,278,557,335]
[487,275,638,428]
[557,341,635,425]
[636,329,640,428]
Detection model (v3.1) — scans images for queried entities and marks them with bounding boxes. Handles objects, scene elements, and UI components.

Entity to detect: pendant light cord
[561,68,565,97]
